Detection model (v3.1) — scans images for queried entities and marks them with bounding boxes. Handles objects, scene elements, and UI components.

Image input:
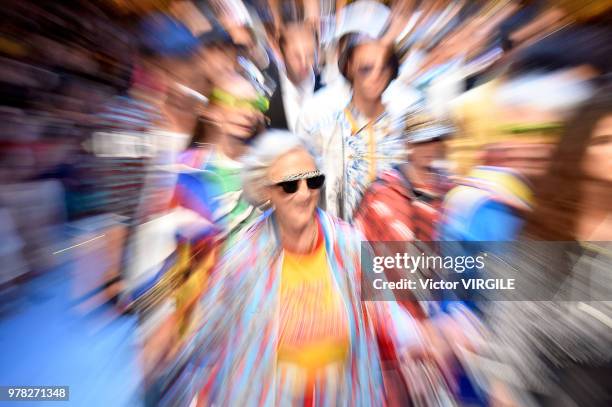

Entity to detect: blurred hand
[396,318,453,374]
[421,317,458,387]
[490,379,520,407]
[306,15,320,40]
[396,316,461,396]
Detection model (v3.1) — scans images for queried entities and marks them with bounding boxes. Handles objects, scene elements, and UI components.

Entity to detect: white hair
[240,130,322,207]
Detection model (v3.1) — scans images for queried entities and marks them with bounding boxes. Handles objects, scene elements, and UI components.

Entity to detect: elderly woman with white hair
[173,129,419,406]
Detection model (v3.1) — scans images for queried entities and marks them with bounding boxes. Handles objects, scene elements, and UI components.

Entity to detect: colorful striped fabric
[92,95,164,222]
[343,108,407,222]
[173,147,262,248]
[303,104,407,222]
[160,209,419,406]
[277,222,351,394]
[97,95,163,132]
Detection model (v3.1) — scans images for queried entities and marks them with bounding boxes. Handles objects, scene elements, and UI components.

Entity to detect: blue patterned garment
[300,104,407,222]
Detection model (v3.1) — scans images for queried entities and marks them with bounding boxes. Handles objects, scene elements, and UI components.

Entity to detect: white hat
[405,113,455,144]
[334,0,391,41]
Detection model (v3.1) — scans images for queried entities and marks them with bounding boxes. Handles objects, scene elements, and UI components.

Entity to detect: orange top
[277,221,350,373]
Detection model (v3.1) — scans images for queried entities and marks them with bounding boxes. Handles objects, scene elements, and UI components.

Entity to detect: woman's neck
[351,92,385,120]
[219,133,246,161]
[576,181,612,240]
[278,217,319,254]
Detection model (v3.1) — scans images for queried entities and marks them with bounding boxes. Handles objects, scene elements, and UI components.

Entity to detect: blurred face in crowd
[348,41,394,100]
[226,25,257,60]
[161,54,209,94]
[136,55,170,104]
[411,140,446,171]
[268,148,320,230]
[583,115,612,183]
[208,74,266,141]
[197,44,238,86]
[494,139,557,180]
[227,25,254,48]
[281,24,316,85]
[495,66,599,180]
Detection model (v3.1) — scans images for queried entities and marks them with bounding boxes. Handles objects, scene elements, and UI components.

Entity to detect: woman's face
[411,140,445,171]
[268,148,320,229]
[281,24,316,85]
[197,45,237,85]
[348,42,393,101]
[209,76,266,141]
[583,114,612,183]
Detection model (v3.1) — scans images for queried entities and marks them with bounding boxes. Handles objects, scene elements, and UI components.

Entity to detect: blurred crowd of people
[0,0,611,406]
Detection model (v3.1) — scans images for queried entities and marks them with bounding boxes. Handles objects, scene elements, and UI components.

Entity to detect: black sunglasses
[274,174,325,194]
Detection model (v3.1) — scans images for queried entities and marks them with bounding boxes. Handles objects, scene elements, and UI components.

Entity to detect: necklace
[307,222,319,253]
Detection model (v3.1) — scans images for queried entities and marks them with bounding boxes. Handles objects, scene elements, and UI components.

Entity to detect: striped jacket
[162,209,416,406]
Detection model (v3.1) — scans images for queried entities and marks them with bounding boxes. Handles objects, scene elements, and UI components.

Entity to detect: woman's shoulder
[233,210,273,244]
[213,212,276,273]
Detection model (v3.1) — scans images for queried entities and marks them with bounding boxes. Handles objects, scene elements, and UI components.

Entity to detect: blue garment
[438,198,524,314]
[441,200,523,242]
[436,180,527,407]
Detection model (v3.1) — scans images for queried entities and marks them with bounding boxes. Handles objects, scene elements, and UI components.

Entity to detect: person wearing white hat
[298,14,408,222]
[298,0,396,126]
